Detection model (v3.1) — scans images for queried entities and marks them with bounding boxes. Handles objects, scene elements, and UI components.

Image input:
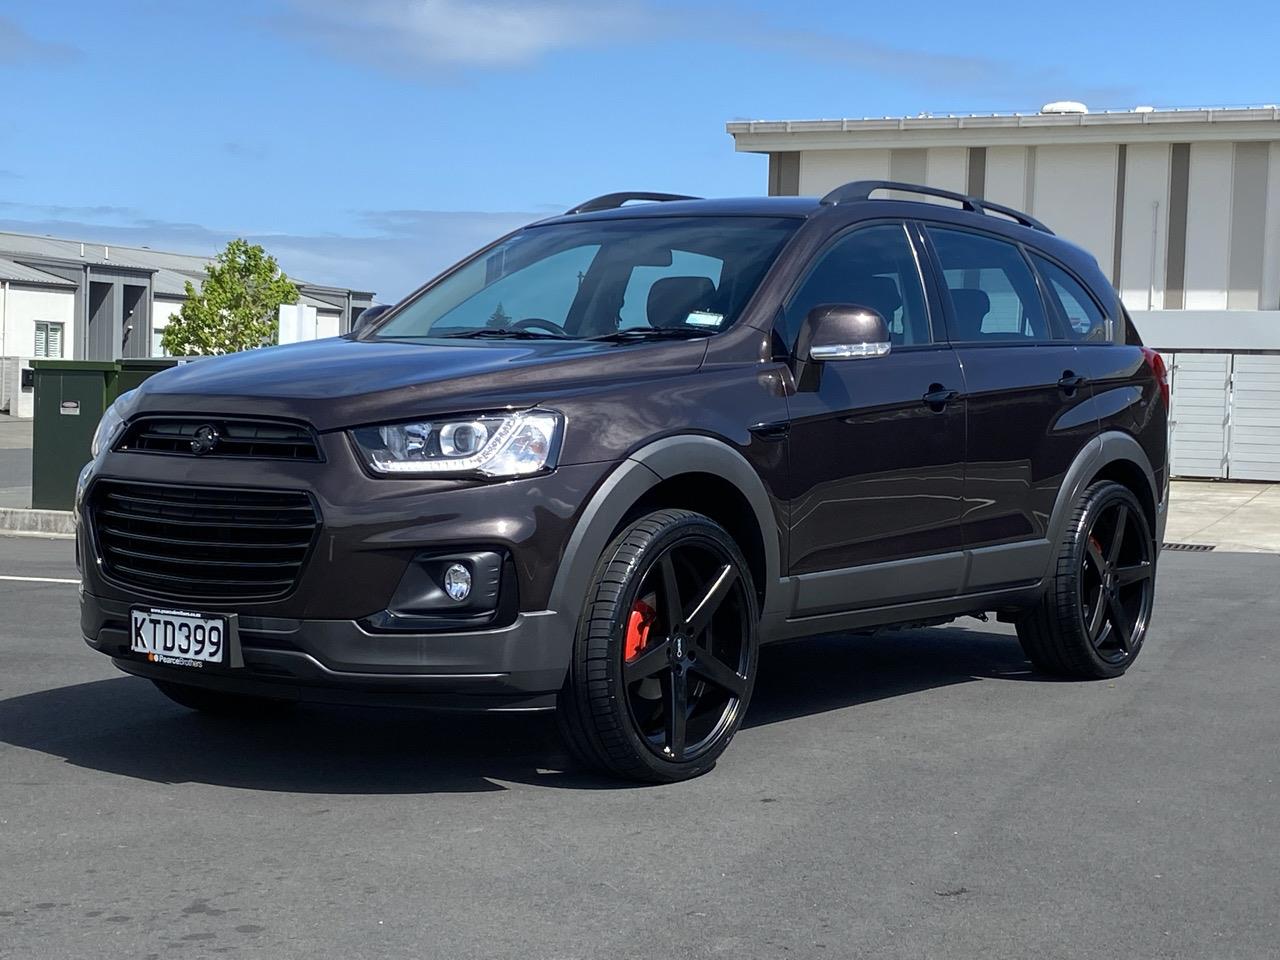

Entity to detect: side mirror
[798,304,892,361]
[352,303,393,334]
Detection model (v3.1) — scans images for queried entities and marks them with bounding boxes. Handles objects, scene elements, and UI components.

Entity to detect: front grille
[117,417,321,461]
[90,481,319,601]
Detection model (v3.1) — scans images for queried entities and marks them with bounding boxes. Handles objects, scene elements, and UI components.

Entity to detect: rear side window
[927,227,1051,343]
[1032,255,1111,343]
[783,222,931,348]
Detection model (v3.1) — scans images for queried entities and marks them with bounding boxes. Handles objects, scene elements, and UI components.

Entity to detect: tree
[487,302,512,328]
[160,238,300,356]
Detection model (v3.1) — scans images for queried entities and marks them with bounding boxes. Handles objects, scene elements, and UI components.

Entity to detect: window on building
[927,227,1051,342]
[153,307,179,357]
[34,321,64,358]
[1032,255,1111,342]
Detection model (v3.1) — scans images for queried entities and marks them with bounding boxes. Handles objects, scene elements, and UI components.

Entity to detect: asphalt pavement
[0,535,1277,959]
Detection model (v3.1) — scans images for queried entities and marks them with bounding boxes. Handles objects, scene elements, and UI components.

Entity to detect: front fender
[547,436,783,629]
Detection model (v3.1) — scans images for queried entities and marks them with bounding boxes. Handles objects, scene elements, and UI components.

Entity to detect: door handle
[1058,371,1088,394]
[922,385,960,411]
[749,420,790,442]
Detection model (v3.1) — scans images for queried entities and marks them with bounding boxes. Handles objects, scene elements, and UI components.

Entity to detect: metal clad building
[0,231,374,417]
[730,105,1280,480]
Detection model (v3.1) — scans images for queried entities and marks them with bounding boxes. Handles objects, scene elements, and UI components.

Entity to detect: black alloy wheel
[1079,499,1155,664]
[557,510,759,782]
[623,538,752,763]
[1017,481,1156,679]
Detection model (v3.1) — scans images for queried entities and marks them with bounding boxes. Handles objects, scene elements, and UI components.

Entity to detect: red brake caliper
[624,597,658,662]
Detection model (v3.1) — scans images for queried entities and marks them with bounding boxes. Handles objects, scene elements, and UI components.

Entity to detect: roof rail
[565,192,701,215]
[819,180,1053,234]
[975,197,1054,234]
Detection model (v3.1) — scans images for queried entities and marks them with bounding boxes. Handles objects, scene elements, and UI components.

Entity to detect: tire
[152,679,297,717]
[1017,480,1156,679]
[556,509,760,783]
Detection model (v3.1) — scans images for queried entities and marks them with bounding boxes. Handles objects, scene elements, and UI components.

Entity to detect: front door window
[783,223,932,349]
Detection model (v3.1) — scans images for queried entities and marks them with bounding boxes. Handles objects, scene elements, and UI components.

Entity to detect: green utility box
[30,361,119,511]
[115,358,182,397]
[29,358,183,511]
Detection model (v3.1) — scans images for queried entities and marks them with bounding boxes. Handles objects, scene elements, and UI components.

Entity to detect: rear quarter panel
[1080,344,1169,496]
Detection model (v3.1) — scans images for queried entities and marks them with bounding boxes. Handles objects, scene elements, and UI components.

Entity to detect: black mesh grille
[117,417,321,461]
[90,481,319,601]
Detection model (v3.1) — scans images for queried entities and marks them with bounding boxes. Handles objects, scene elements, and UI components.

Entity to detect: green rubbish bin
[114,357,183,398]
[30,360,119,511]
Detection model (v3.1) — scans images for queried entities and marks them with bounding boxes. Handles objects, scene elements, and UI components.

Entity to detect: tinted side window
[927,227,1051,342]
[783,223,930,348]
[1033,255,1111,342]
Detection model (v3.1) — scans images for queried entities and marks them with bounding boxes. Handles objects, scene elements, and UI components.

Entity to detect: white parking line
[0,574,79,585]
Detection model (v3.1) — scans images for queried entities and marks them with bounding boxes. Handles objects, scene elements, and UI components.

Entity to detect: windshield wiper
[589,328,712,343]
[440,327,569,340]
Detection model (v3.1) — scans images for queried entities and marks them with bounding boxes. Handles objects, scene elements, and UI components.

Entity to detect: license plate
[130,608,230,668]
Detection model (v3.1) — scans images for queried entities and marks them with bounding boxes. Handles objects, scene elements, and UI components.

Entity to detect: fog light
[443,563,472,602]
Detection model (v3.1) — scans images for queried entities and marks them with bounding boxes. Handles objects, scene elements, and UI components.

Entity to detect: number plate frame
[129,607,243,670]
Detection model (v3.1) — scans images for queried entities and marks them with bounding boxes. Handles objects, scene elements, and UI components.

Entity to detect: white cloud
[282,0,651,71]
[0,14,80,65]
[0,209,539,302]
[276,0,1132,103]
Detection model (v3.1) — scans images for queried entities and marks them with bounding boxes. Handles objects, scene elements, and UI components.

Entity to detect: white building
[729,104,1280,480]
[0,231,374,417]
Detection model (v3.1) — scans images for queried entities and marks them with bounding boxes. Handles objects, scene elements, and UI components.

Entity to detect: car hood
[134,336,708,431]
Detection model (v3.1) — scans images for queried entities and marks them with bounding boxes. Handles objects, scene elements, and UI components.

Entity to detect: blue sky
[1,0,1276,298]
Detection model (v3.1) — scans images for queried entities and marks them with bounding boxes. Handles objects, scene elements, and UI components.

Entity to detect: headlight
[90,389,137,459]
[351,410,562,478]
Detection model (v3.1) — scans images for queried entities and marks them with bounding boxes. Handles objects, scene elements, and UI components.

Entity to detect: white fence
[1168,352,1280,481]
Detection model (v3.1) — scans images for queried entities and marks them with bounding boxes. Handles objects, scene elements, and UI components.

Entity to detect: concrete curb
[0,507,76,538]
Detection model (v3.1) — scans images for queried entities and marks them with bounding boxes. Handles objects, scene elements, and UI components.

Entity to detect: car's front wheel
[557,509,759,783]
[1017,480,1156,679]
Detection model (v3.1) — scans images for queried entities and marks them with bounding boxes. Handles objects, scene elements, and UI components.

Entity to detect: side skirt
[759,583,1044,643]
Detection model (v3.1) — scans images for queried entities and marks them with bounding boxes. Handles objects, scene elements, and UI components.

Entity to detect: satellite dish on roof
[1040,101,1089,114]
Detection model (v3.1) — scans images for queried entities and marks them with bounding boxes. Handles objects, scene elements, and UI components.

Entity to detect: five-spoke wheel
[1079,500,1155,663]
[557,510,758,782]
[1017,481,1156,679]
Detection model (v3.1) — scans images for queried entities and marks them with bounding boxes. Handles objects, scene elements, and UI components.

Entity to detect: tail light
[1141,347,1170,410]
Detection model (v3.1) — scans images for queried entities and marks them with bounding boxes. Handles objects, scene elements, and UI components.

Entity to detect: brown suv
[77,181,1169,782]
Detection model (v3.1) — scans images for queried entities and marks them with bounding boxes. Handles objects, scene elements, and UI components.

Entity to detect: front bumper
[76,435,615,709]
[83,589,571,710]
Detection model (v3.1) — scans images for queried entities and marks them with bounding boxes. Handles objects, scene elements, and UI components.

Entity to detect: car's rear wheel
[1017,481,1156,679]
[151,680,296,717]
[557,509,759,783]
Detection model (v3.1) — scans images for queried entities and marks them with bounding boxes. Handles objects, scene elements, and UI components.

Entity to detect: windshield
[372,216,800,341]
